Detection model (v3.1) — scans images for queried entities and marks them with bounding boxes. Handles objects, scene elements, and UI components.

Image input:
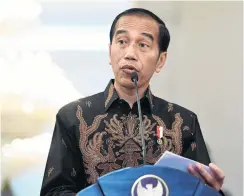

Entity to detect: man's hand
[188,163,225,191]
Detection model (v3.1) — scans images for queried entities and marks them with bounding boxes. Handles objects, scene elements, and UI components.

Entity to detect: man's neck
[114,81,148,108]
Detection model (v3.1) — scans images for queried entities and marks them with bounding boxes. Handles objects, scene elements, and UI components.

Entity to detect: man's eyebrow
[115,29,128,36]
[115,30,154,42]
[141,32,154,42]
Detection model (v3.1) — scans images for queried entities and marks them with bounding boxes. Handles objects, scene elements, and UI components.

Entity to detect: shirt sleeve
[40,110,86,196]
[182,114,211,165]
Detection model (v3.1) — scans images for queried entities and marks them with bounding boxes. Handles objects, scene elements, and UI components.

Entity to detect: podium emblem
[131,174,169,196]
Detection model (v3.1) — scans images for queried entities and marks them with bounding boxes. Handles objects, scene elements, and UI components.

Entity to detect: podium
[77,165,221,196]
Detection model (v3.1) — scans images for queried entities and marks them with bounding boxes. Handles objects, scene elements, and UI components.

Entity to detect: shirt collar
[104,79,154,111]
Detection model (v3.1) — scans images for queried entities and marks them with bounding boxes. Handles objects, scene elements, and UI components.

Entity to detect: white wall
[134,1,243,195]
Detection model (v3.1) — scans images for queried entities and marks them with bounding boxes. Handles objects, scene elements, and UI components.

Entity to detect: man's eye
[139,43,148,48]
[118,40,125,44]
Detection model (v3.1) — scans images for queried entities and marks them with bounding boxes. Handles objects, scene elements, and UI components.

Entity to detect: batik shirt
[40,79,212,196]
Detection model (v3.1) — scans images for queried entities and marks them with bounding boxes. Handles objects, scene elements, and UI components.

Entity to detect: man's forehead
[114,15,159,35]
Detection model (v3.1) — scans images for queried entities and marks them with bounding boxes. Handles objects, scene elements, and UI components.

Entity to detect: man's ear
[155,52,167,73]
[109,43,112,65]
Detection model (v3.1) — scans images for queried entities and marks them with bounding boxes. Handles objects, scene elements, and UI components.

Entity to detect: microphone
[131,72,146,165]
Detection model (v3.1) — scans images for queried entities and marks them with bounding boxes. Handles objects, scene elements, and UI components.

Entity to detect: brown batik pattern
[77,104,184,184]
[48,167,54,178]
[103,113,157,167]
[147,113,183,164]
[104,113,156,147]
[76,105,110,184]
[117,139,142,167]
[97,162,121,176]
[168,103,174,112]
[104,83,114,107]
[191,142,197,151]
[183,126,190,131]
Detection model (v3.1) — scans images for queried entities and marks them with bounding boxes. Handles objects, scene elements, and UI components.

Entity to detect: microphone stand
[132,74,147,165]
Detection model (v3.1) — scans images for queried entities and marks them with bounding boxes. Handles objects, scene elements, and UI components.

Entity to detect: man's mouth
[121,65,138,74]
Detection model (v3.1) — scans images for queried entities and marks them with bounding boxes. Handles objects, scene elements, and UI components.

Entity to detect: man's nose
[124,43,137,61]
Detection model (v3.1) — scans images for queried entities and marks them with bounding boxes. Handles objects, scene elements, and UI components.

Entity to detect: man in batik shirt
[40,8,225,196]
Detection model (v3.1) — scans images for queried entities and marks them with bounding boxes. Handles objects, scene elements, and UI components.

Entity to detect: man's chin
[121,83,135,89]
[117,78,136,89]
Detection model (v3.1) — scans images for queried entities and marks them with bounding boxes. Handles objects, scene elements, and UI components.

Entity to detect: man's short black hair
[109,8,170,53]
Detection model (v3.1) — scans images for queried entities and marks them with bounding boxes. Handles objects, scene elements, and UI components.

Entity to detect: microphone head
[131,72,138,82]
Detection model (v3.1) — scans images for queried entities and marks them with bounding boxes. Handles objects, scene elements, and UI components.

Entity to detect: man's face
[109,15,167,89]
